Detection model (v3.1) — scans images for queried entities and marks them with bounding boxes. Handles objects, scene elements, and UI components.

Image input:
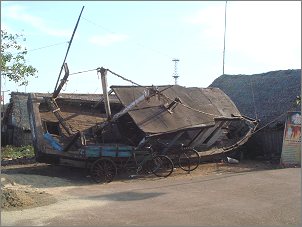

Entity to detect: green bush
[1,145,35,160]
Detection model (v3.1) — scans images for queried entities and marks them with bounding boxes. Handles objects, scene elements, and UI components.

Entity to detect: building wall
[13,128,33,146]
[4,126,33,147]
[245,129,284,160]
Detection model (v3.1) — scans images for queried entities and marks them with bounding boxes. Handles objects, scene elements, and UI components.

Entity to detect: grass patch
[1,145,35,160]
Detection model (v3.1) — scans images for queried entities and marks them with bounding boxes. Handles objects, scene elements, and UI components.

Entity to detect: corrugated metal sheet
[111,85,241,135]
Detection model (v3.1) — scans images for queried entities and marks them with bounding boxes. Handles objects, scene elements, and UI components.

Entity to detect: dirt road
[1,161,301,226]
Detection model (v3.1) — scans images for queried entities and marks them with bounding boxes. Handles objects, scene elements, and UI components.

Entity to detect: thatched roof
[35,92,120,103]
[5,92,120,131]
[6,92,31,130]
[209,69,301,127]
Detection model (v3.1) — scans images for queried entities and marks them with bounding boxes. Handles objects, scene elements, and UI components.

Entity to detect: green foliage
[1,30,38,86]
[1,145,35,160]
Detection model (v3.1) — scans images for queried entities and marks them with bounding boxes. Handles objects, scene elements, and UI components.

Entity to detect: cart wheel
[178,148,200,172]
[150,155,174,178]
[90,158,117,183]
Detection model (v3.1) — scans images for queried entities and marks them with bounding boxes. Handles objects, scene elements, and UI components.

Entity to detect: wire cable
[82,16,172,60]
[25,41,69,53]
[250,105,298,136]
[107,69,142,87]
[70,68,97,75]
[249,76,258,119]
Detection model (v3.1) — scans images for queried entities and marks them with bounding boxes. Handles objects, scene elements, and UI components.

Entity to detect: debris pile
[1,176,56,210]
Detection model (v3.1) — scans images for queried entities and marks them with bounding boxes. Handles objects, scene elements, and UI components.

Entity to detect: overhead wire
[82,17,116,34]
[10,41,69,55]
[66,65,300,133]
[82,16,172,60]
[25,41,69,53]
[222,0,227,75]
[67,67,232,118]
[249,76,258,120]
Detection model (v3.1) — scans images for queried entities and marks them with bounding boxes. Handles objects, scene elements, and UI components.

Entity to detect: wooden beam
[27,93,46,158]
[99,67,112,120]
[190,123,220,147]
[45,97,74,136]
[206,121,228,147]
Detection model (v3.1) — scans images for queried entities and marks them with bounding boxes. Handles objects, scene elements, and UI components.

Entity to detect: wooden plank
[99,68,112,119]
[45,97,74,135]
[206,121,228,147]
[189,123,221,147]
[28,93,46,157]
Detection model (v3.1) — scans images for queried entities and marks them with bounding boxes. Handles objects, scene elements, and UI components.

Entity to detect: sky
[1,1,301,102]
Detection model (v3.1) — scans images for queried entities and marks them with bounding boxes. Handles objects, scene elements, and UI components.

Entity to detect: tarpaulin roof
[111,85,241,135]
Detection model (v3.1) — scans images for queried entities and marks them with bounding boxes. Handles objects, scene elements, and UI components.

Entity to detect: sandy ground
[1,160,280,210]
[1,161,301,226]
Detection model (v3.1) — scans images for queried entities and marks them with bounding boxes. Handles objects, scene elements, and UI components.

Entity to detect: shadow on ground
[1,160,282,188]
[85,191,165,201]
[1,163,163,188]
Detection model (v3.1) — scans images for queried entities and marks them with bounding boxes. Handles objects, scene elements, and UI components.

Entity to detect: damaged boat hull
[27,85,257,166]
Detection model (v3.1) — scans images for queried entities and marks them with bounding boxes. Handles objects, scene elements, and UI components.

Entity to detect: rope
[70,68,97,75]
[250,105,297,136]
[67,66,297,131]
[98,67,227,118]
[107,69,142,86]
[158,92,225,118]
[107,69,228,118]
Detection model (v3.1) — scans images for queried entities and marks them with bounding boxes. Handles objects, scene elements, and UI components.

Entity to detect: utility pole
[172,58,180,85]
[222,1,227,75]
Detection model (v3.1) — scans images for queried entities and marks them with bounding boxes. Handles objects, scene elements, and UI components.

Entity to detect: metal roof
[111,85,241,135]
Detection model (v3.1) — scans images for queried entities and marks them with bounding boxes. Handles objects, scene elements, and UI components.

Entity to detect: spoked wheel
[90,158,117,183]
[149,155,174,178]
[178,149,200,172]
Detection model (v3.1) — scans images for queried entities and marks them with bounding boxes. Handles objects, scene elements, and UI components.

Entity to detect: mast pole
[53,6,85,92]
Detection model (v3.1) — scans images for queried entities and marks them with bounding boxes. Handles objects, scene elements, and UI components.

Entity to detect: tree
[1,30,38,86]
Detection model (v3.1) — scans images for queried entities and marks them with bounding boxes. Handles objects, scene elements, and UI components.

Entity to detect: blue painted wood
[83,144,135,158]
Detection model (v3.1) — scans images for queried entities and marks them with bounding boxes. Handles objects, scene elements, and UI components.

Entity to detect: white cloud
[89,34,129,46]
[185,1,301,74]
[3,5,71,37]
[226,1,301,71]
